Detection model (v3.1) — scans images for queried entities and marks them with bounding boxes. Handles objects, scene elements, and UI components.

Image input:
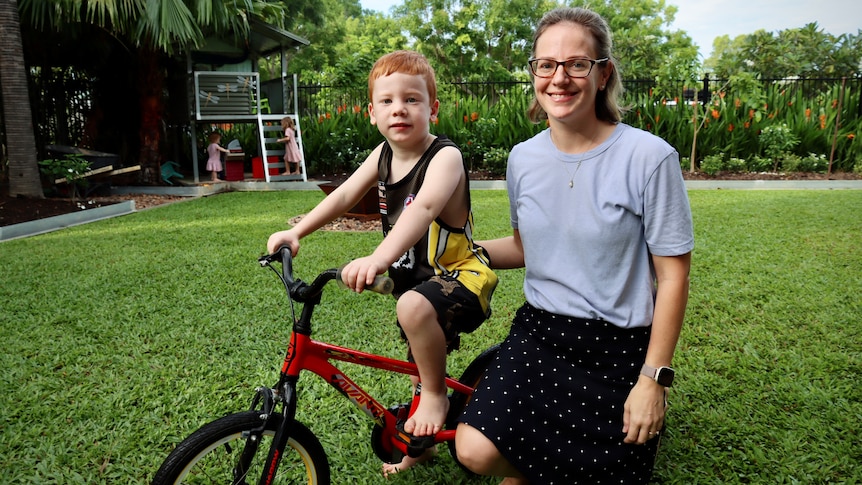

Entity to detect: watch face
[656,367,675,387]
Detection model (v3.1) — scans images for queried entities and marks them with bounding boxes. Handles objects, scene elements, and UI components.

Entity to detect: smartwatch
[640,364,675,387]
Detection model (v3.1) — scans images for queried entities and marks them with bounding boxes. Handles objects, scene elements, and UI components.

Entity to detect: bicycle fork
[234,380,298,485]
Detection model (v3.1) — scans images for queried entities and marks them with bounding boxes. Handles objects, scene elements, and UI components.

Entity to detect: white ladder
[256,113,307,183]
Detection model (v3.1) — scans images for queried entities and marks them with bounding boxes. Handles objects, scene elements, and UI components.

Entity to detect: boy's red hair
[368,50,437,102]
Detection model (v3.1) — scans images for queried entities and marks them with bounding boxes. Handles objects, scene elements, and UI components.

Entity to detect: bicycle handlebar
[259,247,394,302]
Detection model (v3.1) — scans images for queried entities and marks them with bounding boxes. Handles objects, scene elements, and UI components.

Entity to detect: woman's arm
[623,251,691,444]
[476,230,525,269]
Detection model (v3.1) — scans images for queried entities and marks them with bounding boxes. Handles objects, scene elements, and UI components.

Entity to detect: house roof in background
[248,16,310,57]
[192,16,309,64]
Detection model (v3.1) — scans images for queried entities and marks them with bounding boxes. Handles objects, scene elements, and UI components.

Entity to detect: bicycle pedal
[394,424,436,458]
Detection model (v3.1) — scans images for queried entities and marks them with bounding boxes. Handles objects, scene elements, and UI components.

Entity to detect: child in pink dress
[278,117,303,175]
[206,132,229,182]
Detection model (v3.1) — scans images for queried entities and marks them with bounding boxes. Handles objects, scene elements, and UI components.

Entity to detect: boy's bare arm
[372,146,464,264]
[340,147,464,290]
[267,146,381,254]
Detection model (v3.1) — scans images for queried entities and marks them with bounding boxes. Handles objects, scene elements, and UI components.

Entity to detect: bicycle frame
[250,248,477,484]
[283,331,474,441]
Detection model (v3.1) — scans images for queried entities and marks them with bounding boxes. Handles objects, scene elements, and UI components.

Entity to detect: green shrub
[726,157,747,172]
[483,147,510,176]
[748,155,773,172]
[38,154,91,201]
[700,153,724,175]
[798,153,828,173]
[760,123,800,171]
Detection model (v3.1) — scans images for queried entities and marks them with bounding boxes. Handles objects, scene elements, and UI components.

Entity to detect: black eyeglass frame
[527,57,609,78]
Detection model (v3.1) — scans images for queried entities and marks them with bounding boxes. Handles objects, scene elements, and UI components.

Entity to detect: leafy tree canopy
[706,23,862,79]
[289,0,700,85]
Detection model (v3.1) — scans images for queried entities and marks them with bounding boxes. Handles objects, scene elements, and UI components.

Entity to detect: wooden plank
[106,165,141,176]
[53,165,140,184]
[54,165,113,184]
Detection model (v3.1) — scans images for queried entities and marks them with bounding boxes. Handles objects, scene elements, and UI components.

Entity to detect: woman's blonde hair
[281,116,295,130]
[527,7,625,124]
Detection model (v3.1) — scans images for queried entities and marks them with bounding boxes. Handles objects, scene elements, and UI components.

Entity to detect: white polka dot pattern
[459,303,661,484]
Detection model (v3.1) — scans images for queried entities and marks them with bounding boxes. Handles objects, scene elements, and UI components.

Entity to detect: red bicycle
[151,247,499,484]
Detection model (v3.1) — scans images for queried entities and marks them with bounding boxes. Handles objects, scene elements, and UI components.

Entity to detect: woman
[455,7,694,484]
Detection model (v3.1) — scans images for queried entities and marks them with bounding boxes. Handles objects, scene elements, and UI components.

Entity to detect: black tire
[445,344,500,468]
[152,411,330,484]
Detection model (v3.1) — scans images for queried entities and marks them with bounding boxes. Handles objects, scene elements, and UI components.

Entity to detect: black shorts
[397,275,489,356]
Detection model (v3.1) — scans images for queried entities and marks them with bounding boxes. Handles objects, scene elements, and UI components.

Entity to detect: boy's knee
[396,291,435,326]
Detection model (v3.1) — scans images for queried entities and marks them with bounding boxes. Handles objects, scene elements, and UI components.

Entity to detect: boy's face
[369,72,439,145]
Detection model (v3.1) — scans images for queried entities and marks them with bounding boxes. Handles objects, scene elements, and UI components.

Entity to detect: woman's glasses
[527,57,608,78]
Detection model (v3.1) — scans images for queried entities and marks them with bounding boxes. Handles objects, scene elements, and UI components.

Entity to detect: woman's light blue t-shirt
[507,124,694,328]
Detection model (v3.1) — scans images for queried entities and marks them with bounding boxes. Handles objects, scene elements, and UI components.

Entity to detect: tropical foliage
[298,75,862,176]
[626,74,862,173]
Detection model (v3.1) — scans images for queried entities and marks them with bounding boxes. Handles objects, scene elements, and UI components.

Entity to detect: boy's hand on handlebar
[339,256,388,293]
[267,230,300,256]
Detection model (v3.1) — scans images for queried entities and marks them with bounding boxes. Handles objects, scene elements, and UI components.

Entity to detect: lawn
[1,189,860,484]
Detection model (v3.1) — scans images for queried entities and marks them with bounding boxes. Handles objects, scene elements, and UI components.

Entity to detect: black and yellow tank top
[377,136,497,315]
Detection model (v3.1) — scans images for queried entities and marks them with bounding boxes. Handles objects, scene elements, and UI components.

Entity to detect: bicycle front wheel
[152,411,330,485]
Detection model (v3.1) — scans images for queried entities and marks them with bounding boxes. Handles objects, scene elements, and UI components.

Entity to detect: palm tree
[0,0,43,198]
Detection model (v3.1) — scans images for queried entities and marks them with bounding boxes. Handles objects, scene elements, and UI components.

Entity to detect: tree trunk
[0,0,43,198]
[137,47,164,184]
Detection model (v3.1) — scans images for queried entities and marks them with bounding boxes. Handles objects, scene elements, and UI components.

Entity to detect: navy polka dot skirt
[460,302,660,484]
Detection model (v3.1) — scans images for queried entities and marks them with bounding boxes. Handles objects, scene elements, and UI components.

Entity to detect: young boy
[266,50,497,474]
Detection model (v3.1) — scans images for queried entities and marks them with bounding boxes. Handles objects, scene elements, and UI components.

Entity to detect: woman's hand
[622,376,667,445]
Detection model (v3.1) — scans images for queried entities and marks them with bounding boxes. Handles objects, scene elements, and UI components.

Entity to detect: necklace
[559,136,595,188]
[563,159,583,188]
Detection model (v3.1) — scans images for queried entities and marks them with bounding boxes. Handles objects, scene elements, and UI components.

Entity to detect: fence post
[699,75,710,105]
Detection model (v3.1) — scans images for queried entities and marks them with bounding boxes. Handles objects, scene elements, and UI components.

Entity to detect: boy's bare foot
[403,391,449,437]
[381,446,437,478]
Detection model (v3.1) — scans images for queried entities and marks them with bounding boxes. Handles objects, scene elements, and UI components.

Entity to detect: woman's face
[532,22,610,125]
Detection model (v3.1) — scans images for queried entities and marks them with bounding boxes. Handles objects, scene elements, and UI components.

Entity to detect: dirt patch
[288,214,381,233]
[0,193,186,226]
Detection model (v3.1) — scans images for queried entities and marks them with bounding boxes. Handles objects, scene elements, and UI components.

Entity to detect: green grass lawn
[1,189,860,484]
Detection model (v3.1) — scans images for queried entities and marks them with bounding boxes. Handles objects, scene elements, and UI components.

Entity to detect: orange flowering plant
[297,75,861,176]
[625,73,862,173]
